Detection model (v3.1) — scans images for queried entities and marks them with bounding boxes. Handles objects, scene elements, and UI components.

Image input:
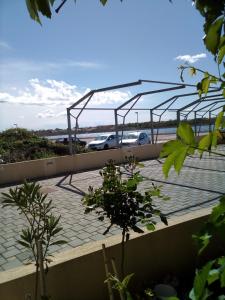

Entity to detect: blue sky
[0,0,219,130]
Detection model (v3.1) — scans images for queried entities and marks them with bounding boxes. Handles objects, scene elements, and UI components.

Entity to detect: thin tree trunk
[102,244,114,300]
[37,240,47,299]
[111,258,125,300]
[34,263,39,300]
[121,230,125,279]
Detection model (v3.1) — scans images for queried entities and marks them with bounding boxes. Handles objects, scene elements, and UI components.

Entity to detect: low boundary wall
[0,208,216,300]
[0,143,163,185]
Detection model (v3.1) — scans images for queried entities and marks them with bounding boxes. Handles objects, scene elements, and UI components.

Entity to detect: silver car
[121,132,150,147]
[87,134,118,150]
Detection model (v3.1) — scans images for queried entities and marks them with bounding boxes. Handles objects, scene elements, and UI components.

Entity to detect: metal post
[177,111,180,125]
[135,111,139,126]
[73,118,79,155]
[209,111,212,132]
[176,111,180,139]
[114,109,119,148]
[194,111,197,136]
[150,109,154,144]
[67,108,73,155]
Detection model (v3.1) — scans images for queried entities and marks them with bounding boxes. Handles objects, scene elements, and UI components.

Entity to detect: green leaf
[218,257,225,266]
[220,269,225,288]
[223,89,225,98]
[160,140,184,157]
[198,133,213,157]
[25,0,41,24]
[193,232,211,255]
[163,150,177,178]
[201,76,210,95]
[177,123,195,146]
[192,260,214,300]
[174,146,188,174]
[160,214,168,226]
[100,0,108,5]
[146,223,155,231]
[189,288,195,300]
[215,111,224,130]
[132,225,144,233]
[36,0,52,18]
[190,67,197,76]
[212,131,218,148]
[207,268,219,285]
[209,196,225,224]
[161,124,195,178]
[126,178,138,189]
[218,44,225,64]
[18,240,31,249]
[122,273,134,288]
[209,76,218,84]
[125,291,134,300]
[137,162,145,168]
[197,81,203,97]
[51,227,63,236]
[50,240,67,246]
[204,17,223,55]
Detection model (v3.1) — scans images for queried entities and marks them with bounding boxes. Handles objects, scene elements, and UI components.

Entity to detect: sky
[0,0,219,131]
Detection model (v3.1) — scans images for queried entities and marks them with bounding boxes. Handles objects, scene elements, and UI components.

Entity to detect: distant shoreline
[46,124,210,144]
[36,118,213,137]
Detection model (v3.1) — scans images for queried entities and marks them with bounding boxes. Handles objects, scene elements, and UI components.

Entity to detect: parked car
[56,137,86,147]
[121,132,150,146]
[87,134,118,150]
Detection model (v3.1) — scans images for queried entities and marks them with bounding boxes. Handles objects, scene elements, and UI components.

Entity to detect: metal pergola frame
[67,79,221,154]
[193,100,225,134]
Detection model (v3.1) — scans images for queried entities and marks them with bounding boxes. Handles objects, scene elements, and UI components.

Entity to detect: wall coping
[0,206,212,285]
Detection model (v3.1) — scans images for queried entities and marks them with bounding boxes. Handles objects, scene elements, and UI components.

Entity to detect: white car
[87,134,118,150]
[121,132,150,147]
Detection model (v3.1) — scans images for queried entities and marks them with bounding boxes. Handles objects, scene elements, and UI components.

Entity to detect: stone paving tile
[68,238,83,248]
[16,250,31,262]
[0,145,225,271]
[1,257,23,270]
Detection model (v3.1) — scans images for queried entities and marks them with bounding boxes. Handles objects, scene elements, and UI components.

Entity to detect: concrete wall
[0,143,163,185]
[0,208,217,300]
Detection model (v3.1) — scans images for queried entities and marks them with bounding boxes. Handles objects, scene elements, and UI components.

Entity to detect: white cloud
[37,109,55,119]
[175,53,206,64]
[0,79,85,107]
[0,79,131,119]
[0,41,11,50]
[0,59,104,74]
[37,109,67,119]
[92,90,132,105]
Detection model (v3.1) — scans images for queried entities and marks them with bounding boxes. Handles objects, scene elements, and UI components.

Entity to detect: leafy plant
[160,109,225,299]
[105,272,134,300]
[0,127,74,163]
[122,155,144,177]
[2,181,67,300]
[24,0,121,24]
[160,110,225,178]
[166,5,225,296]
[83,159,168,279]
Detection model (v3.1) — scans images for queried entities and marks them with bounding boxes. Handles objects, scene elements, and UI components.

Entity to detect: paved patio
[0,145,225,272]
